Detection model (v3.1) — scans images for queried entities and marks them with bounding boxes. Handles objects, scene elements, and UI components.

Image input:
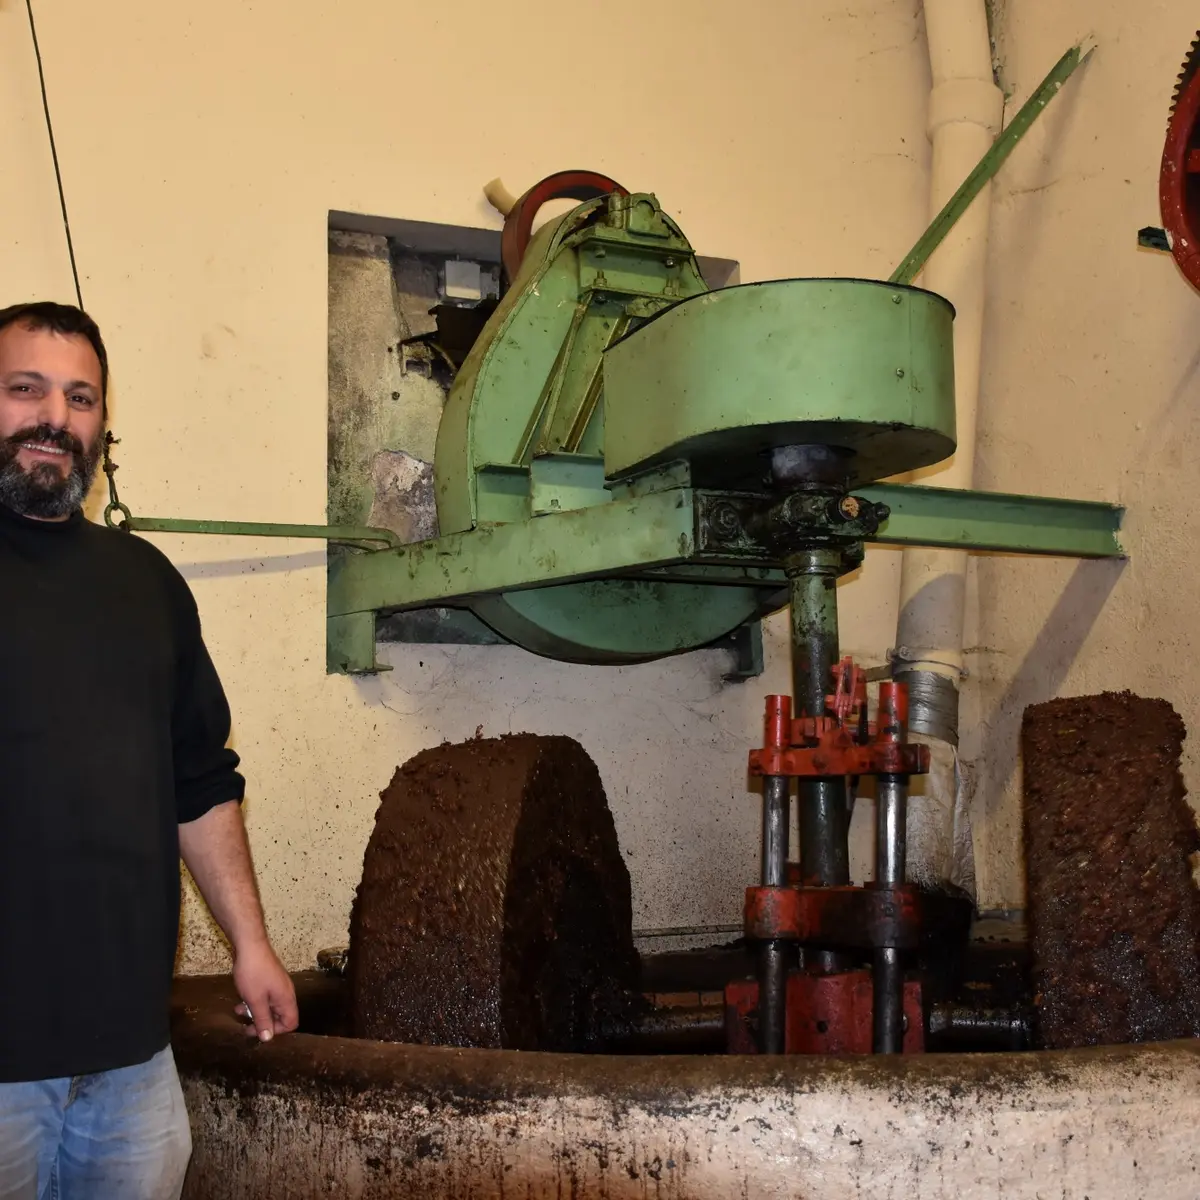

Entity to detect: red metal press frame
[748,661,929,781]
[737,657,931,1053]
[745,883,924,948]
[726,973,925,1055]
[744,658,928,944]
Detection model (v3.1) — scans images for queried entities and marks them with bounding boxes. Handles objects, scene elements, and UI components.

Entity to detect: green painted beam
[327,482,1124,619]
[890,40,1094,286]
[862,483,1124,557]
[327,486,698,617]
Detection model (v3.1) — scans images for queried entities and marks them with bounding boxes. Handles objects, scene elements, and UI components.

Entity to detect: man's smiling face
[0,321,105,521]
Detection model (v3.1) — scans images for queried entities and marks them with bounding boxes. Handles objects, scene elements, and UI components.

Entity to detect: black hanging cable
[23,0,125,522]
[24,0,83,309]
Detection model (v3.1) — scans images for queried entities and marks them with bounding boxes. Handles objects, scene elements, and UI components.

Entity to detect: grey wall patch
[366,450,437,544]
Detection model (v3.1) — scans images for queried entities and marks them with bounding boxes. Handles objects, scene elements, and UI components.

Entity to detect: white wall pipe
[895,0,1003,893]
[900,1,1004,683]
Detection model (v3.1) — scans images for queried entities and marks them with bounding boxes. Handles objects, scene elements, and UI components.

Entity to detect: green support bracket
[327,612,387,675]
[862,483,1124,558]
[327,486,700,617]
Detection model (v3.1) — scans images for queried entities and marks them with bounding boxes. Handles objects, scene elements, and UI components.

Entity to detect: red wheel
[500,170,628,284]
[1160,33,1200,292]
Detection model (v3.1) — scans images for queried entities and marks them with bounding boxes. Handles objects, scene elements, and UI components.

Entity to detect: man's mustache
[5,424,85,458]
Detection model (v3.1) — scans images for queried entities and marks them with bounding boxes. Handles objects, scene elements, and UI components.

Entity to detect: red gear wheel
[1160,32,1200,292]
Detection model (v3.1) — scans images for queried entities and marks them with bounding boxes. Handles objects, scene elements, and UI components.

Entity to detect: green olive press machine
[108,44,1122,1054]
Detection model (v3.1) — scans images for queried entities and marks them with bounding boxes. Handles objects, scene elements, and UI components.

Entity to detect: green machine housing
[325,187,1121,675]
[98,42,1117,672]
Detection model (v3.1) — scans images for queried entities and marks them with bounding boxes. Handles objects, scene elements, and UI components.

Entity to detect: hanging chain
[102,432,131,529]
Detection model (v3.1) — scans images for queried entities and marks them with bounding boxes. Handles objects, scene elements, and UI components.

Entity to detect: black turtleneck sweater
[0,501,244,1082]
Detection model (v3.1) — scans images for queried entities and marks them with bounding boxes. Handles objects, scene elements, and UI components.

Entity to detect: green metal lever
[890,39,1095,286]
[107,508,400,552]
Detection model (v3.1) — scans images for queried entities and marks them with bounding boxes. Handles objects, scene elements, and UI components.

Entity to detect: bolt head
[838,496,861,520]
[710,503,741,537]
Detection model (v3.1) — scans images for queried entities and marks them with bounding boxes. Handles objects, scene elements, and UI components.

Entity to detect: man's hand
[178,801,300,1043]
[232,939,299,1041]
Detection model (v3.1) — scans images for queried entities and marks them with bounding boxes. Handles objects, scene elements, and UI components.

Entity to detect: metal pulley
[500,169,628,287]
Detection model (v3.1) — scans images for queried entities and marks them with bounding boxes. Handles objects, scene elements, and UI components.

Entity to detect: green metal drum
[603,278,957,487]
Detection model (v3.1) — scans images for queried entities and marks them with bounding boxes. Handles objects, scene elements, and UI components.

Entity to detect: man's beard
[0,423,103,519]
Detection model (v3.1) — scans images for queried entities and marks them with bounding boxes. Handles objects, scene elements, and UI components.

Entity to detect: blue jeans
[0,1047,192,1200]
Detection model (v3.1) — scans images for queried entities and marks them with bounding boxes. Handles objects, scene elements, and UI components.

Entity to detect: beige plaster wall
[962,1,1200,907]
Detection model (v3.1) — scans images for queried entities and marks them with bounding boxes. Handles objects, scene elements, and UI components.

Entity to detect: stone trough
[174,972,1200,1199]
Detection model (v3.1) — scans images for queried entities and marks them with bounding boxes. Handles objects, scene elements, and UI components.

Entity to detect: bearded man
[0,302,297,1200]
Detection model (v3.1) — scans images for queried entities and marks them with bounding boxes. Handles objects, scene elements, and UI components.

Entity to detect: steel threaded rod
[757,696,791,1053]
[873,680,911,1053]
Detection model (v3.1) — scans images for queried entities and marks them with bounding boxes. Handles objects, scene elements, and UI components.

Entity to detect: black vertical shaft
[787,549,850,974]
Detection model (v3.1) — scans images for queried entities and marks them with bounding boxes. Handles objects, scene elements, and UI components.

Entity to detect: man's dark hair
[0,302,108,401]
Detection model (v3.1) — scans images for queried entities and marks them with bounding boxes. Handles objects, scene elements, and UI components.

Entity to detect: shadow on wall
[175,551,327,581]
[973,555,1126,832]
